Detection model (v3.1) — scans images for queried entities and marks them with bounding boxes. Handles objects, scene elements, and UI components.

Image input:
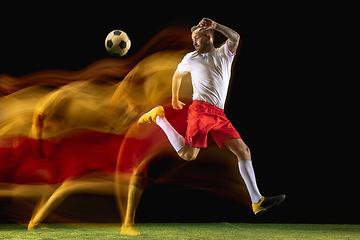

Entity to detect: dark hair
[191,25,214,40]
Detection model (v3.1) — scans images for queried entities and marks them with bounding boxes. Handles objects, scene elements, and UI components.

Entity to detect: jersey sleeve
[176,54,191,75]
[220,40,236,58]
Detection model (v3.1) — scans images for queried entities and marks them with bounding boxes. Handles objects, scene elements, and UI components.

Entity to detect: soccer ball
[105,30,131,57]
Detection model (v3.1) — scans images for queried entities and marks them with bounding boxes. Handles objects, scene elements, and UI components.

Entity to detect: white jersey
[176,42,235,109]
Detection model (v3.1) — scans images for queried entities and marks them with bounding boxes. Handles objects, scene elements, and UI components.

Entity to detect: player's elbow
[234,33,240,43]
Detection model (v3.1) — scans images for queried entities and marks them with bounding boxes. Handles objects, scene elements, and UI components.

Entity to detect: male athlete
[139,18,285,217]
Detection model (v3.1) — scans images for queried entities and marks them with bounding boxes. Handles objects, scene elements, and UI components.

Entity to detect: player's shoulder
[186,50,200,60]
[215,43,235,57]
[186,50,198,57]
[215,44,226,54]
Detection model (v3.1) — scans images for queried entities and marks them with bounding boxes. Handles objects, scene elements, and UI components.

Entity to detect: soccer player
[138,17,285,220]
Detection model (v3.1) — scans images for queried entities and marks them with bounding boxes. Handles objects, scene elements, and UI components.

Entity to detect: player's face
[192,30,211,54]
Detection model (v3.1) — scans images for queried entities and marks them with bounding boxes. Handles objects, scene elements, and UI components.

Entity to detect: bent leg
[156,115,200,161]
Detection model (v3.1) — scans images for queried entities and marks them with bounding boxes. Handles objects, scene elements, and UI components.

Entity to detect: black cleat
[252,194,286,216]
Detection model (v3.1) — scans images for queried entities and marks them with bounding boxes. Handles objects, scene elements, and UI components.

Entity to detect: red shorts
[185,100,241,148]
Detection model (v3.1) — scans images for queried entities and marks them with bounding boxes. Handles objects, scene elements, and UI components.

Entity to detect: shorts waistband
[192,100,224,114]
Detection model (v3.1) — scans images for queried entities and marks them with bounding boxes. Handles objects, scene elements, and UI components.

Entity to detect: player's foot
[121,225,140,236]
[138,106,165,124]
[252,194,286,216]
[27,220,39,230]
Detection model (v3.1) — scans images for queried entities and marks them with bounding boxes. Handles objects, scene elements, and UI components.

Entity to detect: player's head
[191,26,214,54]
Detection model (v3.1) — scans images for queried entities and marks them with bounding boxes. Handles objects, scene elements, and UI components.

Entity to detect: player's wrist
[213,21,218,30]
[215,22,226,32]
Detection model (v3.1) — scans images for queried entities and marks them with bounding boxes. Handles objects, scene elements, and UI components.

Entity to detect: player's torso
[187,48,232,108]
[188,49,224,82]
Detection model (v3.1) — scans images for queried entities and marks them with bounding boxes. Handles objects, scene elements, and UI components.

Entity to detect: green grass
[0,223,359,239]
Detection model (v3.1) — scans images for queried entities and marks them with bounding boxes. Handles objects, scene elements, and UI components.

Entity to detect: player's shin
[156,116,185,152]
[238,160,263,204]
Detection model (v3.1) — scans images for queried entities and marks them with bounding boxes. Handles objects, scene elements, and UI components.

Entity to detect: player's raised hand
[172,99,185,110]
[198,18,217,30]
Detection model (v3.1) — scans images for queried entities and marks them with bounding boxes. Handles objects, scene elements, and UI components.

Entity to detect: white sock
[238,160,263,204]
[156,116,185,152]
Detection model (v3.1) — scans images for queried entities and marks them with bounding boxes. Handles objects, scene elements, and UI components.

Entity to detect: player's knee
[178,150,198,162]
[132,173,147,189]
[243,146,251,156]
[237,146,251,161]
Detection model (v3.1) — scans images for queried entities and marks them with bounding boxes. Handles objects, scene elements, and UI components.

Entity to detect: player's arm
[198,18,240,53]
[172,71,186,110]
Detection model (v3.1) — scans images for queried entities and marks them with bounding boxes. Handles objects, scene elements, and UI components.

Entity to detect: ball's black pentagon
[119,40,127,49]
[113,30,122,36]
[112,52,120,57]
[107,40,113,48]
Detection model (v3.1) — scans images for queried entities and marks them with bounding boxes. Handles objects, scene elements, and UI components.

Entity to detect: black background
[0,3,354,224]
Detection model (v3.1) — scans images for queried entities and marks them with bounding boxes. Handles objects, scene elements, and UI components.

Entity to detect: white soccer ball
[105,30,131,57]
